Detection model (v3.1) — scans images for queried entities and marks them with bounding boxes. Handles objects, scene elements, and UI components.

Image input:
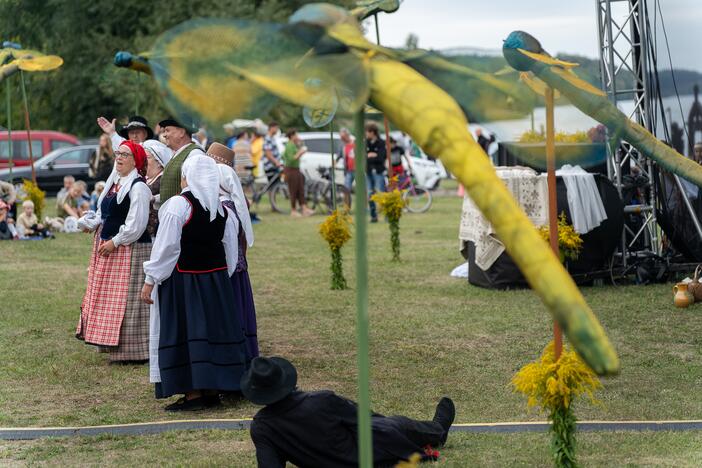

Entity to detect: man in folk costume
[76,141,152,362]
[96,115,154,152]
[206,142,258,362]
[242,356,456,467]
[141,155,249,411]
[158,117,206,203]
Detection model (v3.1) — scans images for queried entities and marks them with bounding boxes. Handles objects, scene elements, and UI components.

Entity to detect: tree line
[1,0,351,138]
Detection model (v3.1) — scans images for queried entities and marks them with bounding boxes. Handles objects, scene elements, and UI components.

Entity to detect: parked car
[296,132,446,189]
[0,130,80,169]
[0,144,99,194]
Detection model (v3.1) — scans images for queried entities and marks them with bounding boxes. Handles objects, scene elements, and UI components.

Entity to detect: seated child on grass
[0,200,18,240]
[16,200,52,238]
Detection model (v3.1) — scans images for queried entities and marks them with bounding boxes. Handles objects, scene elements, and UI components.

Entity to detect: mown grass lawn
[1,193,701,465]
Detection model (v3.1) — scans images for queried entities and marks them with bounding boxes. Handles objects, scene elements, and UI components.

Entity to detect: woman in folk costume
[141,154,248,411]
[142,140,173,238]
[207,143,258,361]
[76,140,152,363]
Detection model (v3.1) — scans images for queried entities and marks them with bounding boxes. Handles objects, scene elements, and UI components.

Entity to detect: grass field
[1,193,702,465]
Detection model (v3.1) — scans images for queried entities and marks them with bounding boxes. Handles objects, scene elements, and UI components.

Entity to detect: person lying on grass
[241,356,455,468]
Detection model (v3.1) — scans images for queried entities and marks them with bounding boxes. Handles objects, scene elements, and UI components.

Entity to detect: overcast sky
[364,0,701,72]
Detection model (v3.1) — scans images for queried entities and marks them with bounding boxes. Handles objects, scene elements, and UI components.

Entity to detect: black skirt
[155,269,248,398]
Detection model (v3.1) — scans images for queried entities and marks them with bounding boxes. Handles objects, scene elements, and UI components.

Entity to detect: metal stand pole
[353,110,372,467]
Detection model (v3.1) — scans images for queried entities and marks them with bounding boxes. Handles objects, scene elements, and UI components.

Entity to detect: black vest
[100,178,151,243]
[176,191,228,273]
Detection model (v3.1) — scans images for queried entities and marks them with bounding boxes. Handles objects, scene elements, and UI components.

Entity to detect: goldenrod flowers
[512,341,602,467]
[319,209,352,290]
[371,188,406,261]
[537,213,583,262]
[519,130,591,144]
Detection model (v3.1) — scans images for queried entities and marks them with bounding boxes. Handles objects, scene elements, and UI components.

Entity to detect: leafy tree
[0,0,352,138]
[404,33,418,50]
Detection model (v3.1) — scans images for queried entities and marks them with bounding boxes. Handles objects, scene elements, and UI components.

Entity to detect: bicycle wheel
[403,186,432,213]
[269,183,291,214]
[322,184,352,214]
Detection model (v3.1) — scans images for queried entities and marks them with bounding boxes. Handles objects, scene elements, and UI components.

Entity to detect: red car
[0,130,80,169]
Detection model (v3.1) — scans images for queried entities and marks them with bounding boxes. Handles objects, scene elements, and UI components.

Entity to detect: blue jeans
[344,172,355,190]
[367,171,386,220]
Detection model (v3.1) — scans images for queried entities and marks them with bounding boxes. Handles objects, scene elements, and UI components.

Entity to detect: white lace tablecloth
[459,167,549,270]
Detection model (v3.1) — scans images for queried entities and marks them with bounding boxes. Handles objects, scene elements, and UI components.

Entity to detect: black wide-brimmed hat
[158,117,198,135]
[240,356,298,405]
[118,115,154,140]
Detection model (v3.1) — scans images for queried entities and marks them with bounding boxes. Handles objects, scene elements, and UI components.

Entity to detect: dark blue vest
[176,191,228,273]
[100,177,151,243]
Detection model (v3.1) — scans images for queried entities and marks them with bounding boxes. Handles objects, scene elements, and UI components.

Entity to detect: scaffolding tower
[596,0,660,265]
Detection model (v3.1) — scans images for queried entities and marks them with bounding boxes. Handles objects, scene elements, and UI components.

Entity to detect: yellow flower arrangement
[518,130,591,144]
[512,341,601,411]
[371,188,405,222]
[537,213,583,262]
[319,209,352,290]
[512,341,602,468]
[319,208,352,250]
[371,188,406,261]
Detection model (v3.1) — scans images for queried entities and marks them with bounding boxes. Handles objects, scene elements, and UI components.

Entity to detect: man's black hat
[118,115,154,140]
[158,117,198,135]
[240,356,298,405]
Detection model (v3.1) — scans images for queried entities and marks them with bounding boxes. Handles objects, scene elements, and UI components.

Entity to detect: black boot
[432,397,455,446]
[369,199,378,223]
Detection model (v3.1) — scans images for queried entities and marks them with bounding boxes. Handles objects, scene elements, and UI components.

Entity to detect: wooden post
[374,14,394,186]
[353,109,373,467]
[383,116,393,184]
[329,121,337,211]
[19,71,36,184]
[5,79,12,179]
[545,86,563,359]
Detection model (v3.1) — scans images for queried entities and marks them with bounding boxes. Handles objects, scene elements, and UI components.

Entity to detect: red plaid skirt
[77,228,132,347]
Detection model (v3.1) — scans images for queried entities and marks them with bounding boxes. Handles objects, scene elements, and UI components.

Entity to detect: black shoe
[432,397,455,446]
[164,397,207,412]
[370,217,378,223]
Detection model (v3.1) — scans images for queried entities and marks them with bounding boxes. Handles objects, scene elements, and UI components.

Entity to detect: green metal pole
[136,71,141,115]
[329,121,337,211]
[6,79,12,179]
[19,71,36,183]
[353,109,372,467]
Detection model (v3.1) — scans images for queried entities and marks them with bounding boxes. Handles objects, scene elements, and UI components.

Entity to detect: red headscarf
[119,140,147,176]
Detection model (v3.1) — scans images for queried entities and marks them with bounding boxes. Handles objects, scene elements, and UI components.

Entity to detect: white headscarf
[143,140,173,168]
[218,164,254,247]
[181,154,223,221]
[96,164,139,207]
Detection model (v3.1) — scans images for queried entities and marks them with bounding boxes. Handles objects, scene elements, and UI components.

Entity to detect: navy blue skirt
[231,270,259,361]
[156,269,248,399]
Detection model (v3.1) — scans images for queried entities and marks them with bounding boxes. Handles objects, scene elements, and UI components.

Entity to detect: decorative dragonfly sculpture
[113,3,626,375]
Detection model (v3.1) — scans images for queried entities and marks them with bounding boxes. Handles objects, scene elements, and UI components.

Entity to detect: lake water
[482,94,700,151]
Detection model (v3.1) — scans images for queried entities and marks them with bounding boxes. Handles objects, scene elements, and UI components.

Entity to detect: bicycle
[395,169,432,213]
[270,166,351,215]
[239,167,286,213]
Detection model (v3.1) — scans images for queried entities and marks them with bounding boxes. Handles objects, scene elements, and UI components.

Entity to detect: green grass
[2,431,701,466]
[1,193,702,465]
